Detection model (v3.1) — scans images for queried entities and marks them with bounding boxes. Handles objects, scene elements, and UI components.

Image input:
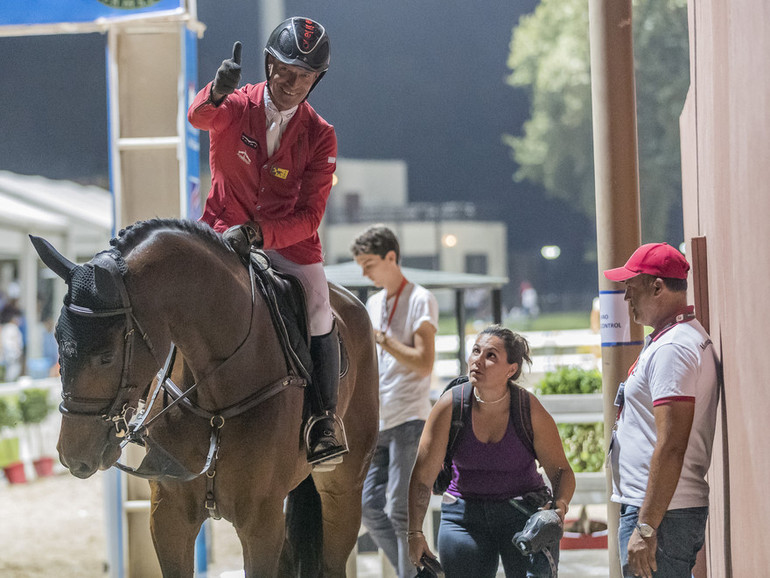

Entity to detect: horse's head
[30,236,160,478]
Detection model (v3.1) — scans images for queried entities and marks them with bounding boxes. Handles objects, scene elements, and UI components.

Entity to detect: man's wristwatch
[635,522,656,538]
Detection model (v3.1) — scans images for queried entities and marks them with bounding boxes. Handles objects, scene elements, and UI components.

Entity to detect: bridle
[58,250,159,439]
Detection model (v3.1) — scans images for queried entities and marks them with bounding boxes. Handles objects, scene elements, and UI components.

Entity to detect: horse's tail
[282,474,323,577]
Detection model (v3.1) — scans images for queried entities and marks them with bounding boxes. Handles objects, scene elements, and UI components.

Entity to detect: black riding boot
[306,323,348,469]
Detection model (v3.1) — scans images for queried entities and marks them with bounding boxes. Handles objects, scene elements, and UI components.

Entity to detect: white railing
[433,329,602,391]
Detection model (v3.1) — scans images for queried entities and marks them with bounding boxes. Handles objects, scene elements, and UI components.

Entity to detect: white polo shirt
[609,317,718,509]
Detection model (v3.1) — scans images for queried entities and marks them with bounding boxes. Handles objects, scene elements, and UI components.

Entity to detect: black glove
[212,41,242,98]
[223,221,263,263]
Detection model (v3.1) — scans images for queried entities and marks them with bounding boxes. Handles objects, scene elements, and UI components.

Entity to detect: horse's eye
[99,353,115,366]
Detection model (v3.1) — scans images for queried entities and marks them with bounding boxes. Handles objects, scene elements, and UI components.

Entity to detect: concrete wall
[681,1,770,574]
[329,158,408,213]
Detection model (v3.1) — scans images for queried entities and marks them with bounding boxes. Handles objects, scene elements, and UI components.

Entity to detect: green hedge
[0,395,20,430]
[558,422,604,472]
[536,367,604,473]
[18,388,51,424]
[534,366,602,395]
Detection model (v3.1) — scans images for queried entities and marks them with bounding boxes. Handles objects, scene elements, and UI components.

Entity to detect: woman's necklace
[473,386,509,405]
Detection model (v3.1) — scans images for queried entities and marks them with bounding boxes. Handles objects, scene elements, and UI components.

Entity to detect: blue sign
[0,0,185,27]
[184,26,202,220]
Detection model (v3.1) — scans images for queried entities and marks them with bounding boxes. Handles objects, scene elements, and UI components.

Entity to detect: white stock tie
[266,118,282,158]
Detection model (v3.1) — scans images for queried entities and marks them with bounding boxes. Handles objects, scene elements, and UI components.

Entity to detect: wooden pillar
[588,0,644,576]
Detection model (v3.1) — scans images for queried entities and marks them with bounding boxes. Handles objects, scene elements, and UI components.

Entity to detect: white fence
[433,329,602,391]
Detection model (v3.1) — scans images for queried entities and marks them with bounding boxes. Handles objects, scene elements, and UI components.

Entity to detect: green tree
[505,0,690,242]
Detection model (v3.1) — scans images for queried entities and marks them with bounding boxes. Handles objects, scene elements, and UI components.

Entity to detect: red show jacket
[188,81,337,264]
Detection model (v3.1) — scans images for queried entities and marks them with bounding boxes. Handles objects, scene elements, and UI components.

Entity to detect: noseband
[59,250,158,438]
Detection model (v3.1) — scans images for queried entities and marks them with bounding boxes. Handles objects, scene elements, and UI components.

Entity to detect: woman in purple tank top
[407,325,575,577]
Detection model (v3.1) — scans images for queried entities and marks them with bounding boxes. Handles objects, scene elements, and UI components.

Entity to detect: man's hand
[627,528,658,578]
[212,41,242,101]
[223,221,263,263]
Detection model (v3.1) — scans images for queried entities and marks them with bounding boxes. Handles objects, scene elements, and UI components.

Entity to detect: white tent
[0,170,112,258]
[0,171,112,362]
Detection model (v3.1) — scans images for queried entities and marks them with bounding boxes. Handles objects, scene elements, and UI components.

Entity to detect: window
[402,256,436,270]
[465,254,488,275]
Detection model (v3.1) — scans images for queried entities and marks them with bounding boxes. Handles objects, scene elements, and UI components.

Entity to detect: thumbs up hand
[212,42,243,101]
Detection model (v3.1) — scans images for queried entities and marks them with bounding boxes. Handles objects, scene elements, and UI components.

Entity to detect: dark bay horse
[30,219,379,577]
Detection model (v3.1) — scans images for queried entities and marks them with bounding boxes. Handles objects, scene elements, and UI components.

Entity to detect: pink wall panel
[683,0,770,574]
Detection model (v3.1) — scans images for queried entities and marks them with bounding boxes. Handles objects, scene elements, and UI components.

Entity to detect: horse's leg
[313,471,368,578]
[313,403,378,578]
[149,481,207,577]
[233,496,287,578]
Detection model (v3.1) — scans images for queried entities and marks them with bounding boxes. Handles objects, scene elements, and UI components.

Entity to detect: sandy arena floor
[0,469,245,577]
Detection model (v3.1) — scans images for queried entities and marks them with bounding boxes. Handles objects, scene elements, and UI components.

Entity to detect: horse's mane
[109,218,230,256]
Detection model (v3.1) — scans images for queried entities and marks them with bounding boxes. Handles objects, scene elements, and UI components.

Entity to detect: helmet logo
[297,18,322,54]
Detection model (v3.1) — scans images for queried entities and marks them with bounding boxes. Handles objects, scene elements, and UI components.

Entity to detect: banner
[0,0,185,27]
[184,26,202,220]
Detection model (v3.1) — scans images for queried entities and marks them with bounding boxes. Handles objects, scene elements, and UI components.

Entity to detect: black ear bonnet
[56,250,129,361]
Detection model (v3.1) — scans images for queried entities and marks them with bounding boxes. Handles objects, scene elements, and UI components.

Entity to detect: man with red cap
[603,243,718,578]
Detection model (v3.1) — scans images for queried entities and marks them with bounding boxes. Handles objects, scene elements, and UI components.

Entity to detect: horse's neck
[128,240,251,371]
[131,247,289,407]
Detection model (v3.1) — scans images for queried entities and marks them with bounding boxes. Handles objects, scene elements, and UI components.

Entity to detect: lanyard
[381,277,408,334]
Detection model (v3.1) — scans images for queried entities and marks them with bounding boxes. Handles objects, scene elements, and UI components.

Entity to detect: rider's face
[267,57,319,111]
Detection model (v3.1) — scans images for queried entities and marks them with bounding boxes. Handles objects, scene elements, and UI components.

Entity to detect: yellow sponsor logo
[270,166,289,180]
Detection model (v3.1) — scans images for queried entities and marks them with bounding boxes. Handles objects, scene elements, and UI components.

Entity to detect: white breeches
[264,250,333,336]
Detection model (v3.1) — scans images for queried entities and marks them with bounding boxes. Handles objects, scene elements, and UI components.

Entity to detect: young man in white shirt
[352,225,439,578]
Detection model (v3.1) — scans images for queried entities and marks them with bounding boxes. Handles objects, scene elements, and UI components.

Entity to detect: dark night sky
[0,1,597,302]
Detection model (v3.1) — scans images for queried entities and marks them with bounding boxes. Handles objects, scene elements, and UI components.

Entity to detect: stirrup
[304,412,349,471]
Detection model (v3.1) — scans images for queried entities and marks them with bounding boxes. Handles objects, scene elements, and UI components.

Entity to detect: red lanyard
[382,277,408,334]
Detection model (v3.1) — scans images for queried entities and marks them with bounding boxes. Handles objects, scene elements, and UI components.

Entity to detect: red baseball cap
[603,243,690,282]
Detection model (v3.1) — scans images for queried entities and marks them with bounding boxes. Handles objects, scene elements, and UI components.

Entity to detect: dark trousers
[618,503,708,577]
[438,496,558,577]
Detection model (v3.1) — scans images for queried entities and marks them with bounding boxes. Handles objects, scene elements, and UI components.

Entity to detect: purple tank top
[446,416,544,501]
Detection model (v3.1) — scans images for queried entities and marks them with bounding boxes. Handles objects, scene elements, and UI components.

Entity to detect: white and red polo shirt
[610,314,718,509]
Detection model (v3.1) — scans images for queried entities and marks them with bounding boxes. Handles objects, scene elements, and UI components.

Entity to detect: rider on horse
[187,17,347,468]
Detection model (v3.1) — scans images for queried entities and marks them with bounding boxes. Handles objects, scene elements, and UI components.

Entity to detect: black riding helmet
[264,17,330,96]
